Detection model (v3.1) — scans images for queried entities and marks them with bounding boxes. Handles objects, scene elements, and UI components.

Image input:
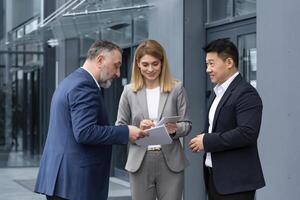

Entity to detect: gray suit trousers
[129,151,183,200]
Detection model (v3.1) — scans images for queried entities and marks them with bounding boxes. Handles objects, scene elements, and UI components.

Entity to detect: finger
[192,148,198,153]
[166,124,176,129]
[189,141,194,146]
[189,139,196,145]
[189,143,197,149]
[192,146,199,152]
[145,122,154,127]
[142,130,149,136]
[143,125,152,130]
[138,135,144,139]
[191,147,198,152]
[189,145,195,150]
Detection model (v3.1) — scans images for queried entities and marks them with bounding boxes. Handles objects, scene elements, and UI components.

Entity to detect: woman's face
[138,54,162,82]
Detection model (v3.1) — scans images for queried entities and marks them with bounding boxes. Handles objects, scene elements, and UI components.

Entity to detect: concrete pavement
[0,167,131,200]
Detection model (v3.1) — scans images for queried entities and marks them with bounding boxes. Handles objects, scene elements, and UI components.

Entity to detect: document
[156,115,181,126]
[136,125,172,146]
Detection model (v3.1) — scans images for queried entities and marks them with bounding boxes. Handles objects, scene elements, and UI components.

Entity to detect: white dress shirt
[205,72,239,167]
[146,87,161,148]
[81,67,100,89]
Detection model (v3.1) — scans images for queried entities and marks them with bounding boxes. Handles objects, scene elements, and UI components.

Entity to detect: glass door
[238,33,257,88]
[22,69,40,157]
[0,45,43,167]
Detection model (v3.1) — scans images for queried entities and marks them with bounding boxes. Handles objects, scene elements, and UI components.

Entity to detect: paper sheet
[136,125,172,146]
[156,115,181,126]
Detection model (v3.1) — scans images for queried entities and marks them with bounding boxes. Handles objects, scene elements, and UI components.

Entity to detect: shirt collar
[81,66,100,89]
[214,72,239,96]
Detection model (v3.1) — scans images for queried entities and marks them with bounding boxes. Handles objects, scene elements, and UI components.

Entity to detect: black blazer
[203,74,265,195]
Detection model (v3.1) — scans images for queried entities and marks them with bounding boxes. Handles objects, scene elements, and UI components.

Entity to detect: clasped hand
[189,133,205,152]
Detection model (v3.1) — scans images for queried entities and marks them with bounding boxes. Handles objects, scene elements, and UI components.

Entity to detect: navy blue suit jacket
[203,74,265,194]
[35,68,129,200]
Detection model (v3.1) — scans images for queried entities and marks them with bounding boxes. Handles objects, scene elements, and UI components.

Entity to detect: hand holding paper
[165,122,177,134]
[135,116,181,146]
[139,119,156,130]
[135,125,172,146]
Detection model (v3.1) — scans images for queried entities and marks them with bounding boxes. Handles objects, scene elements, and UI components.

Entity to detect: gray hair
[87,40,122,60]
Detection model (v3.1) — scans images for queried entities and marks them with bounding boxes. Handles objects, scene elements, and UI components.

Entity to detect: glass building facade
[0,0,151,173]
[7,1,295,200]
[1,0,300,199]
[0,0,257,179]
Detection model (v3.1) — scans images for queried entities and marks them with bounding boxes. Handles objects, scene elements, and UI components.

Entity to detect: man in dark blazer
[189,38,265,200]
[34,40,147,200]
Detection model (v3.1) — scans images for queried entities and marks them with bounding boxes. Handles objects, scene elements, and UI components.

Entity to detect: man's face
[98,50,122,88]
[205,52,232,84]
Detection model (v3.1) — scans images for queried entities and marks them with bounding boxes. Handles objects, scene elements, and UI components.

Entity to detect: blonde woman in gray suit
[116,40,191,200]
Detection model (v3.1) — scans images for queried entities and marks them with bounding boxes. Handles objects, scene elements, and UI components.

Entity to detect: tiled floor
[0,145,131,200]
[0,167,44,200]
[0,167,131,200]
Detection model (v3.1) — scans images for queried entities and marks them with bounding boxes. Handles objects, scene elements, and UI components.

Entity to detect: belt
[147,146,162,151]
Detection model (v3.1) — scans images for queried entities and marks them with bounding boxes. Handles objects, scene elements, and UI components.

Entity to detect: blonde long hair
[131,40,175,92]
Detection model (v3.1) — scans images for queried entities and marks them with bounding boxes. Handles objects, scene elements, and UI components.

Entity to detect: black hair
[203,38,239,68]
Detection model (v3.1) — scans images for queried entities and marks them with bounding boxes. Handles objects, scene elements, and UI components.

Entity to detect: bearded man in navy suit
[35,40,147,200]
[189,38,265,200]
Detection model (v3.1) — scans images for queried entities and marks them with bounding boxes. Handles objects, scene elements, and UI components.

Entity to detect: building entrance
[0,47,43,167]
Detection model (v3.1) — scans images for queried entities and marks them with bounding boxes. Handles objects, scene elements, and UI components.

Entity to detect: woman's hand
[165,122,177,135]
[139,119,156,130]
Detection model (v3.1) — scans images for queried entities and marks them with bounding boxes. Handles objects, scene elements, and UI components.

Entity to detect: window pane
[207,0,233,22]
[17,45,24,67]
[235,0,256,16]
[25,44,38,66]
[238,33,257,87]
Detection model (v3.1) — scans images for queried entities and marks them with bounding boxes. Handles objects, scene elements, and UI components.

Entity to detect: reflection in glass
[102,15,132,47]
[134,15,148,43]
[238,33,257,87]
[25,44,38,66]
[10,46,17,67]
[51,6,149,47]
[207,0,233,22]
[17,45,24,67]
[207,0,256,23]
[235,0,256,16]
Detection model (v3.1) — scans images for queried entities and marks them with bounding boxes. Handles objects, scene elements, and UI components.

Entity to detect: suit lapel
[207,91,216,112]
[157,92,169,120]
[212,74,242,131]
[137,87,149,119]
[205,91,216,132]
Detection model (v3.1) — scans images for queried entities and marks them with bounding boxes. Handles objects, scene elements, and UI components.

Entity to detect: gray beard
[99,67,112,88]
[99,80,112,88]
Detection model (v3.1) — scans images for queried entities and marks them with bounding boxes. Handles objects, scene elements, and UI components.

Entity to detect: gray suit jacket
[116,81,191,172]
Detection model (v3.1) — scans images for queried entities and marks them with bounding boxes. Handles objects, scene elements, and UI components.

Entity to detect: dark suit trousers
[207,168,255,200]
[46,196,66,200]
